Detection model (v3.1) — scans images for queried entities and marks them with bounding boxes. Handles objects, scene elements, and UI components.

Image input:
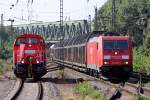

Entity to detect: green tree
[0,27,9,48]
[93,0,150,47]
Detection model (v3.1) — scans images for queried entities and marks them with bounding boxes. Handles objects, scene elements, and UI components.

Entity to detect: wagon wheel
[93,70,99,78]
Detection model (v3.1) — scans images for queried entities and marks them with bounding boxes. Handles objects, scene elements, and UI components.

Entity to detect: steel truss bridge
[13,20,90,42]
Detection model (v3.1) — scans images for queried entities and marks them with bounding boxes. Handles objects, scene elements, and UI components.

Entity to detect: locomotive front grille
[25,50,36,54]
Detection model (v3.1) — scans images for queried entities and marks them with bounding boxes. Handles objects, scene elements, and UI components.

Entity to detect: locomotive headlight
[125,61,128,64]
[21,60,24,64]
[122,55,129,59]
[104,55,111,59]
[21,58,25,64]
[104,61,109,64]
[36,60,40,64]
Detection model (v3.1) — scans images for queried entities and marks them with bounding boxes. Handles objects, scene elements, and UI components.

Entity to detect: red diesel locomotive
[52,31,133,80]
[13,34,47,80]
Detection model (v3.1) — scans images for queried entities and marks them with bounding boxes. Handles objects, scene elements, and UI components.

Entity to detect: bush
[73,81,106,100]
[133,48,150,74]
[0,48,12,59]
[73,81,92,95]
[0,59,12,74]
[89,90,105,100]
[0,60,4,74]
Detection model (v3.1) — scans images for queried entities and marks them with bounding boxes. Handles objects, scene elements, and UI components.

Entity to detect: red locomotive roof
[17,34,42,38]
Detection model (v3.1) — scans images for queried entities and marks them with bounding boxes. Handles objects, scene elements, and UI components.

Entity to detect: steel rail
[66,67,150,99]
[36,81,43,100]
[11,79,24,100]
[131,72,150,81]
[47,62,150,99]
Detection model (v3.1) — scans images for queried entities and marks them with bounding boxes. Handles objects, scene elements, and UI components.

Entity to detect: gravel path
[46,62,135,100]
[63,68,134,100]
[42,82,51,100]
[42,71,62,100]
[16,82,38,100]
[0,62,138,100]
[0,72,15,100]
[44,64,77,100]
[0,70,61,100]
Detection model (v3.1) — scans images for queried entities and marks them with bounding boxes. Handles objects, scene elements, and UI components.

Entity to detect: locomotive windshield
[103,40,128,50]
[15,37,38,45]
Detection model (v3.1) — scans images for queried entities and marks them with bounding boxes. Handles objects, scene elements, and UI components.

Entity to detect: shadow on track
[41,77,82,84]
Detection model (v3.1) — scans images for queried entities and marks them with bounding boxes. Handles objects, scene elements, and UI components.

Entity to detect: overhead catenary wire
[13,17,45,23]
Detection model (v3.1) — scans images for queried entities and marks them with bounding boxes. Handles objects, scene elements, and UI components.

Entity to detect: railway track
[9,79,43,100]
[62,67,150,99]
[90,76,150,99]
[37,81,43,100]
[90,74,150,99]
[11,79,24,100]
[47,61,150,99]
[125,83,150,98]
[131,72,150,81]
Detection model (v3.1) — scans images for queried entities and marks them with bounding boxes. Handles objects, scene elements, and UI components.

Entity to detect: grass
[133,48,150,74]
[132,95,149,100]
[0,59,12,75]
[0,60,4,74]
[73,81,106,100]
[144,82,150,88]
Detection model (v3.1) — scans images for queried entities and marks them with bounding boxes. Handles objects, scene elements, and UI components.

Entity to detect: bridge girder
[14,20,90,41]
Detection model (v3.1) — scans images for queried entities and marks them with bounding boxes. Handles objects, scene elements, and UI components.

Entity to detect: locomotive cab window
[103,40,128,50]
[15,37,38,45]
[116,40,128,50]
[28,38,38,44]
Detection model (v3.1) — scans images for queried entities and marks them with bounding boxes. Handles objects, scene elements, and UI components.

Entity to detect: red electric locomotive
[52,31,133,80]
[87,35,132,79]
[13,34,47,80]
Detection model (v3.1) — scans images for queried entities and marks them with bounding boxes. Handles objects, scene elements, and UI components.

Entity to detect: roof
[53,31,122,48]
[17,34,43,38]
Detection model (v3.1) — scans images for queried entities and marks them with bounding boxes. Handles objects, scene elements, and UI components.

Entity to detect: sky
[0,0,107,25]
